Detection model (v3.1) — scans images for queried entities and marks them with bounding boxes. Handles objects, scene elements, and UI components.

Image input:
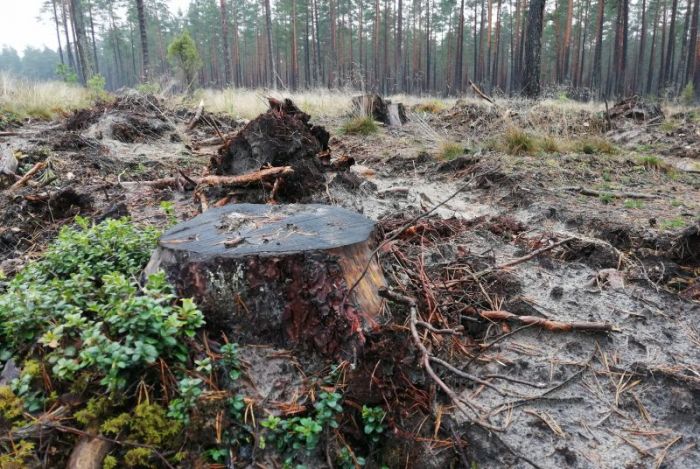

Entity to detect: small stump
[146,204,386,357]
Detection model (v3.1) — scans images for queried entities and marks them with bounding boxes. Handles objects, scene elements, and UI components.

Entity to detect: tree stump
[351,94,408,126]
[0,145,18,190]
[146,204,386,358]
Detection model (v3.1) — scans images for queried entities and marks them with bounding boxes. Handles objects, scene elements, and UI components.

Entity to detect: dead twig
[560,186,660,200]
[120,166,293,190]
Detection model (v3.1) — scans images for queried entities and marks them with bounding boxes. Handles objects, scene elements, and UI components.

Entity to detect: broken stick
[120,166,293,190]
[8,161,47,191]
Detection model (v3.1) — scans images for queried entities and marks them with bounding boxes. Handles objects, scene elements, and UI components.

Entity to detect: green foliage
[261,391,343,455]
[123,447,154,467]
[337,447,366,468]
[437,142,464,160]
[0,217,204,393]
[56,64,78,83]
[103,455,118,469]
[361,405,386,443]
[219,343,242,381]
[681,83,695,105]
[167,30,203,91]
[87,74,107,100]
[74,397,111,427]
[623,199,644,209]
[205,447,228,462]
[0,386,23,422]
[598,193,614,204]
[136,82,161,95]
[0,440,35,467]
[502,128,535,155]
[659,217,687,231]
[341,116,379,135]
[160,201,177,226]
[167,377,203,423]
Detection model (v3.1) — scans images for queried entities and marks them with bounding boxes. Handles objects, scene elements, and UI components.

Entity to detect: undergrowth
[437,141,464,160]
[0,218,389,467]
[341,115,379,135]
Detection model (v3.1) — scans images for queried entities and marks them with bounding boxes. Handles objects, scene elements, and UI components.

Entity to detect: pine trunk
[135,0,149,81]
[522,0,547,97]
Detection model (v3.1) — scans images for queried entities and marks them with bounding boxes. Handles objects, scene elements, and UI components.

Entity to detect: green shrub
[341,116,379,135]
[86,74,107,100]
[0,217,204,393]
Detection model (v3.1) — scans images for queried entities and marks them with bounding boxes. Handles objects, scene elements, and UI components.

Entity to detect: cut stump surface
[147,204,386,357]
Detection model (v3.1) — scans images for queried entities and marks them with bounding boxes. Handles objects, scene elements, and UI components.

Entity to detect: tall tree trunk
[263,0,276,88]
[396,0,403,92]
[635,0,648,93]
[383,0,389,93]
[560,0,574,82]
[70,0,92,82]
[675,0,692,88]
[425,0,431,91]
[658,3,668,94]
[134,0,149,81]
[590,0,605,90]
[492,0,503,89]
[330,0,338,87]
[646,0,661,94]
[455,0,466,93]
[219,0,232,86]
[304,0,311,87]
[373,0,380,88]
[687,0,700,88]
[86,0,99,75]
[61,0,76,72]
[576,0,591,88]
[51,0,65,66]
[291,0,298,89]
[486,0,493,87]
[522,0,547,97]
[664,0,680,86]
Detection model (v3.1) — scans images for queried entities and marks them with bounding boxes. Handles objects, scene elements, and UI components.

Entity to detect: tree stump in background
[351,94,408,126]
[146,204,386,357]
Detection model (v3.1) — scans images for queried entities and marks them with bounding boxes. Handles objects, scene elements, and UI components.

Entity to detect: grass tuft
[540,136,561,153]
[341,116,379,135]
[414,100,446,113]
[637,155,669,171]
[575,136,616,155]
[502,127,536,155]
[437,142,464,160]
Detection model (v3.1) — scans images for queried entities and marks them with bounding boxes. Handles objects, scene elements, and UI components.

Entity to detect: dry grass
[0,73,92,119]
[437,142,464,160]
[194,87,356,119]
[341,116,379,135]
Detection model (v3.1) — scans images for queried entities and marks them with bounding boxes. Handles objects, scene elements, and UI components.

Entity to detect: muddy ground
[1,93,698,468]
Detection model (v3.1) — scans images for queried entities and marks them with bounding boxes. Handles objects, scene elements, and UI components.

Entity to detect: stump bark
[0,145,18,189]
[146,204,386,357]
[351,94,408,126]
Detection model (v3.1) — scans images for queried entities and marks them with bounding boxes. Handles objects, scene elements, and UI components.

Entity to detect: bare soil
[1,94,698,468]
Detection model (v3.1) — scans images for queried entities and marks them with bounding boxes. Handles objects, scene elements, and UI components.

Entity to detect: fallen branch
[469,80,497,107]
[479,310,619,333]
[561,186,660,200]
[186,99,204,130]
[8,161,47,191]
[120,166,293,190]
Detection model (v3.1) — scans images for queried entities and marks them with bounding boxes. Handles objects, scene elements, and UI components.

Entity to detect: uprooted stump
[608,96,664,123]
[213,98,330,202]
[146,203,386,358]
[351,94,408,126]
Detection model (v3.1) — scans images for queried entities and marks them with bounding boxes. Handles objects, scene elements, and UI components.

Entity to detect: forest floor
[1,91,699,468]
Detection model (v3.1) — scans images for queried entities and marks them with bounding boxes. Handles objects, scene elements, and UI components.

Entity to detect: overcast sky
[0,0,191,55]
